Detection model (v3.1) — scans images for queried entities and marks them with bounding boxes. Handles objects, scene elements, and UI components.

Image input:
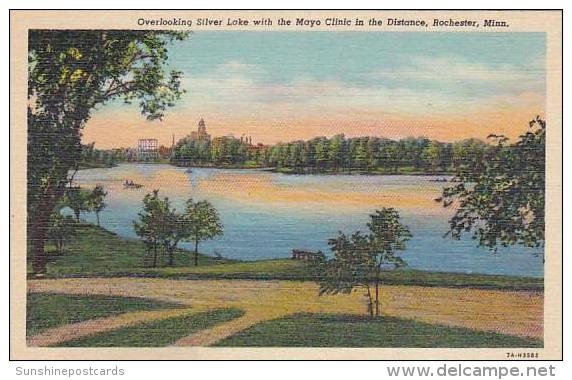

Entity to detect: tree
[160,212,189,266]
[422,141,442,173]
[88,185,107,226]
[133,190,172,267]
[437,116,545,252]
[314,138,330,171]
[451,138,488,171]
[28,30,187,275]
[329,134,346,171]
[64,187,91,222]
[47,213,77,255]
[314,208,412,317]
[182,199,224,266]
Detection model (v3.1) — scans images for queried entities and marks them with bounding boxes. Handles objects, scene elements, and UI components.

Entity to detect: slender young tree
[182,199,224,266]
[133,190,171,268]
[47,213,77,255]
[366,208,413,316]
[28,30,187,275]
[314,208,412,317]
[89,185,107,226]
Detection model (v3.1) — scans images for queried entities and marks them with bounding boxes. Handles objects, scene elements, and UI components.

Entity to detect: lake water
[72,163,543,277]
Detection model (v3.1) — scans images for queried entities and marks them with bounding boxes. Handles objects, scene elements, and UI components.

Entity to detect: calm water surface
[72,164,543,277]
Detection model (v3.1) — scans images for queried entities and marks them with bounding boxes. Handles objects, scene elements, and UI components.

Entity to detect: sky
[82,31,546,148]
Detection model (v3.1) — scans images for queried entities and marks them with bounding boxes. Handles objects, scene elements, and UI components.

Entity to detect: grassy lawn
[141,262,543,291]
[32,224,230,277]
[33,224,543,291]
[57,308,244,347]
[217,313,543,348]
[27,293,183,336]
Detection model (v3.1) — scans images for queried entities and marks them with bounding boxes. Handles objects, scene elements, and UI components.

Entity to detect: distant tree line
[171,136,250,166]
[81,143,175,167]
[80,143,119,168]
[171,134,490,174]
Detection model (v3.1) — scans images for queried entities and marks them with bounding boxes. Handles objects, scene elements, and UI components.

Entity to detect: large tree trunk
[29,217,48,276]
[96,211,100,226]
[28,181,67,276]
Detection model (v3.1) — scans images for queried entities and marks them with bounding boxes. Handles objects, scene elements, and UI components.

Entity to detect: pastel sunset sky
[82,31,546,148]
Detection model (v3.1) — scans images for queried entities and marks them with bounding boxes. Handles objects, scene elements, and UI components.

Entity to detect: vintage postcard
[10,10,562,360]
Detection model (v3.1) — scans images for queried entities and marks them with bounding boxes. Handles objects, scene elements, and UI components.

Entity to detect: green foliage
[160,209,189,266]
[57,309,244,347]
[26,293,183,337]
[171,133,482,174]
[88,185,107,226]
[368,209,413,266]
[217,313,542,348]
[133,190,174,267]
[63,187,92,221]
[47,213,77,254]
[27,30,187,274]
[80,142,117,168]
[172,135,250,166]
[133,191,224,267]
[438,117,545,252]
[314,208,412,317]
[34,223,226,277]
[183,199,224,266]
[60,185,107,225]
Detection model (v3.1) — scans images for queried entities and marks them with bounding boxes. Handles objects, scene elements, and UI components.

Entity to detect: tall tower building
[190,118,211,141]
[198,118,207,135]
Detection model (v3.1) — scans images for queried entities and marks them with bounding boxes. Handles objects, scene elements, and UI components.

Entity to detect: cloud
[368,55,545,94]
[179,59,541,120]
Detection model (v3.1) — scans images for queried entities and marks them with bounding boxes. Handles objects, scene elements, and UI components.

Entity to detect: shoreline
[114,161,456,177]
[32,224,544,291]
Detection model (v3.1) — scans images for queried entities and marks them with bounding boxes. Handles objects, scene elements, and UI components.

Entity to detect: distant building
[247,142,268,155]
[137,138,159,160]
[158,144,174,159]
[240,135,253,145]
[190,118,211,142]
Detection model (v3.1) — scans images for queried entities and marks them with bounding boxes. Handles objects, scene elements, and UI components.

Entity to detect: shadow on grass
[27,293,185,337]
[56,308,245,347]
[216,313,543,348]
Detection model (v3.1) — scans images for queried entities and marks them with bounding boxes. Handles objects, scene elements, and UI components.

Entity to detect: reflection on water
[72,163,543,277]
